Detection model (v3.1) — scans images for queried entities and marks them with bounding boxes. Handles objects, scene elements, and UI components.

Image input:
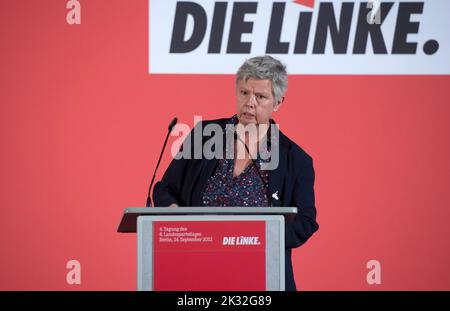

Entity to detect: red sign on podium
[153,220,266,290]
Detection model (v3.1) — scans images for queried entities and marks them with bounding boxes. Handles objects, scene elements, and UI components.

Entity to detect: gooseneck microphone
[146,117,178,207]
[234,131,272,206]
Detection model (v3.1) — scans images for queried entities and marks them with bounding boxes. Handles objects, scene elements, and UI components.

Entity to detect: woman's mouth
[241,112,255,119]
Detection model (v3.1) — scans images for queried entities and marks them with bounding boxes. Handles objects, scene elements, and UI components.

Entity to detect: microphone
[146,117,178,207]
[234,131,272,206]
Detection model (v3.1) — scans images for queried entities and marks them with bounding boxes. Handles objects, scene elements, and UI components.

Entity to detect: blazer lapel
[268,130,288,207]
[190,121,228,206]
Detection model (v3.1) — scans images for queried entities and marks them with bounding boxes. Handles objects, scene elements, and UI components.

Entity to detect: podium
[118,207,297,291]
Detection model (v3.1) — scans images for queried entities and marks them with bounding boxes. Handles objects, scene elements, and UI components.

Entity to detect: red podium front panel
[153,220,266,291]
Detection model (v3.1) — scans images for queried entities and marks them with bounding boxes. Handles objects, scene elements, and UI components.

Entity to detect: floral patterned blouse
[201,116,271,207]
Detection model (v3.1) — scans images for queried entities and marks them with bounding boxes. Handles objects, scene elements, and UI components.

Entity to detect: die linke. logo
[223,236,261,245]
[170,0,437,55]
[149,1,450,74]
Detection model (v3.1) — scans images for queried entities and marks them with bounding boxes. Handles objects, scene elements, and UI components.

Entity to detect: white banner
[149,0,450,74]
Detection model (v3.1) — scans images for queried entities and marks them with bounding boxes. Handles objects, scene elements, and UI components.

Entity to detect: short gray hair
[236,55,288,104]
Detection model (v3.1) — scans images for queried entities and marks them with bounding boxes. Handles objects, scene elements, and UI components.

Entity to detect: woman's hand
[169,203,178,208]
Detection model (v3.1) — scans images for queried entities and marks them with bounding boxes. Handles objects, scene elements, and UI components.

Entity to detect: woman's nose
[245,94,257,107]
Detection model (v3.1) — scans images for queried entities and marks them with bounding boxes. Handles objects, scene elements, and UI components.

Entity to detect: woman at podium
[153,55,319,291]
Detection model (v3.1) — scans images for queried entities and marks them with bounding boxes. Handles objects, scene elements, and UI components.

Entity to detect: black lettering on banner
[208,2,228,53]
[294,12,313,54]
[392,2,423,54]
[167,0,434,57]
[266,2,289,54]
[313,2,354,54]
[353,2,394,54]
[227,2,257,54]
[170,2,207,53]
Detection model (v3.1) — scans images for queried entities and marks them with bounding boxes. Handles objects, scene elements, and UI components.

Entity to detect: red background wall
[1,0,449,290]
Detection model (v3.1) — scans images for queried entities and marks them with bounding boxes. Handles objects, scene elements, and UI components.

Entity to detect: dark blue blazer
[153,117,319,291]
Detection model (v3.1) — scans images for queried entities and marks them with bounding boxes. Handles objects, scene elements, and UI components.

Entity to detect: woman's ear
[273,97,284,112]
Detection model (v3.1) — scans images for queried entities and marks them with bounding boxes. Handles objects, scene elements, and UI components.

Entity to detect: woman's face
[236,78,282,126]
